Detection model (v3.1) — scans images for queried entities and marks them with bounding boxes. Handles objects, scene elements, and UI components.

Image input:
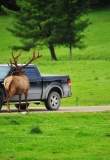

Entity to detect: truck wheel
[0,95,3,110]
[15,104,29,110]
[45,91,60,110]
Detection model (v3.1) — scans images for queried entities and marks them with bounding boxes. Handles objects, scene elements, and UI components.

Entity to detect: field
[0,112,110,160]
[0,7,110,160]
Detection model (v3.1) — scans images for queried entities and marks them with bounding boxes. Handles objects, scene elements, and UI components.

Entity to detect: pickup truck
[0,64,72,111]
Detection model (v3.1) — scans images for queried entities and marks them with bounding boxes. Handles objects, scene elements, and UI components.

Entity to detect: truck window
[24,68,38,81]
[0,67,10,79]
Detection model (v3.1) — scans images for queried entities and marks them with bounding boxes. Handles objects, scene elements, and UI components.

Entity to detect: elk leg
[5,91,11,113]
[6,89,16,113]
[25,93,29,112]
[18,95,21,112]
[6,95,11,113]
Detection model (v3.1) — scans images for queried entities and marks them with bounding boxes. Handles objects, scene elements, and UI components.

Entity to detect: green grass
[0,112,110,160]
[0,8,110,107]
[81,8,110,61]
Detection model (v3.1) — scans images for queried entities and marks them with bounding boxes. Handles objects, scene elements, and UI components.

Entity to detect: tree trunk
[49,44,58,61]
[69,44,72,60]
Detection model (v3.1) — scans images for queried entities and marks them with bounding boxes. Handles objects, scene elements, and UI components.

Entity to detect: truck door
[24,67,42,100]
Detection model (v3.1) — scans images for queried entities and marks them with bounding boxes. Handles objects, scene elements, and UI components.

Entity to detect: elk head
[8,50,42,75]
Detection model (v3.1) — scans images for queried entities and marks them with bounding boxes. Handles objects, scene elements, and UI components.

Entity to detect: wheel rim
[50,95,59,107]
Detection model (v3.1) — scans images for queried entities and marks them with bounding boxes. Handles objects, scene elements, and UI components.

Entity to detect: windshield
[0,67,10,79]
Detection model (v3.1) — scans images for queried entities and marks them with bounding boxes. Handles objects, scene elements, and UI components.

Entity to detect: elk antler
[8,51,21,69]
[20,50,42,68]
[8,50,42,71]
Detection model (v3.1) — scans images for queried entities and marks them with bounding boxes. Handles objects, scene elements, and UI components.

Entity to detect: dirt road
[0,106,110,114]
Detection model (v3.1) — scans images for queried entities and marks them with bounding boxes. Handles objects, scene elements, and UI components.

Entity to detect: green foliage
[0,112,110,159]
[2,0,90,60]
[54,0,90,48]
[2,0,58,50]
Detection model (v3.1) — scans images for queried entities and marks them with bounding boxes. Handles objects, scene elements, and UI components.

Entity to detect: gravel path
[0,106,110,114]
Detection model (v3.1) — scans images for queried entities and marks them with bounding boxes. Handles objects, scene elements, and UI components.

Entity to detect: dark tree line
[1,0,110,12]
[0,0,19,12]
[90,0,110,7]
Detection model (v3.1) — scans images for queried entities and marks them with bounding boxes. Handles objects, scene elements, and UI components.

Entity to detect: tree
[2,0,90,61]
[53,0,90,60]
[2,0,58,60]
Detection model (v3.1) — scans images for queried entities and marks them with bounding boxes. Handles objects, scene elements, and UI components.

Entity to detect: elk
[4,51,42,113]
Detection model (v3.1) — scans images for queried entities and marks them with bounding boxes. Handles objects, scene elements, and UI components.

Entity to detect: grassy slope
[82,8,110,61]
[0,9,110,106]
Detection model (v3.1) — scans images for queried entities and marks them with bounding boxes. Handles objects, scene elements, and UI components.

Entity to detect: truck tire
[15,104,29,110]
[0,95,3,110]
[45,91,60,110]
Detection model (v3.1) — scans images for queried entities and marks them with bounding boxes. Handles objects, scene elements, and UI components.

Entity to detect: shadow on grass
[30,125,42,134]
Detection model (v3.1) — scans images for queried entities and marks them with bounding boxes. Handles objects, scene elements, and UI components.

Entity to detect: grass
[0,112,110,159]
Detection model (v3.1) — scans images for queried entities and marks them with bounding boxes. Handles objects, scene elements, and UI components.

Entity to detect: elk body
[4,51,42,113]
[4,74,30,112]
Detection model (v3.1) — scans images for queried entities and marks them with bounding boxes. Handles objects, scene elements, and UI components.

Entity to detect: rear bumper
[68,91,72,97]
[62,91,72,98]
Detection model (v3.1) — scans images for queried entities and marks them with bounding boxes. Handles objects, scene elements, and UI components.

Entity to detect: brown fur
[4,75,30,112]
